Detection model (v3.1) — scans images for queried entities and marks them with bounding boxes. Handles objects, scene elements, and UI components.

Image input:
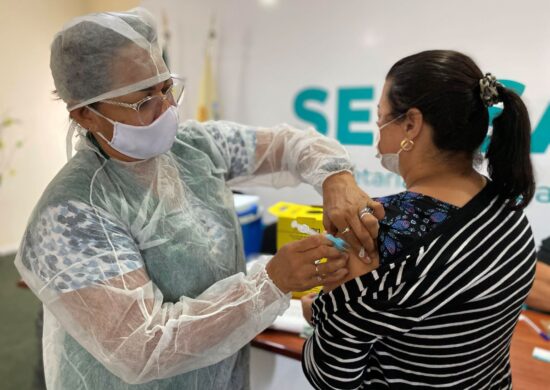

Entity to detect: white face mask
[87,106,179,160]
[375,114,405,175]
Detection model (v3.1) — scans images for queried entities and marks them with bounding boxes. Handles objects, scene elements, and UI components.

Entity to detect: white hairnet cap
[51,7,170,111]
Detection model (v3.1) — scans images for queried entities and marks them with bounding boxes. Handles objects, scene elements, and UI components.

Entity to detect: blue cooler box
[233,194,264,259]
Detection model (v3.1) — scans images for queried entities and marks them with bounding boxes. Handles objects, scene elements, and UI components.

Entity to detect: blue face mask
[87,106,179,160]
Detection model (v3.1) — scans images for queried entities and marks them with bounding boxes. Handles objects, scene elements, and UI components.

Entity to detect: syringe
[290,220,349,252]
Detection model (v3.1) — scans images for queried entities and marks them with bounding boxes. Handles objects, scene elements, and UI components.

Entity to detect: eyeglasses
[377,112,405,130]
[100,76,185,125]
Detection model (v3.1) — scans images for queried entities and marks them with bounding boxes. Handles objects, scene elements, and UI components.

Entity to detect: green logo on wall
[294,81,550,154]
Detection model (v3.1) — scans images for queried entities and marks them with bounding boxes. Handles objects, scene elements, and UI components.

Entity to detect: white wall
[142,0,550,245]
[3,1,548,250]
[0,0,139,254]
[0,0,82,253]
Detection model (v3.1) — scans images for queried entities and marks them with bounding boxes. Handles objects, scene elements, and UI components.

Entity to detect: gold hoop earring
[400,138,414,151]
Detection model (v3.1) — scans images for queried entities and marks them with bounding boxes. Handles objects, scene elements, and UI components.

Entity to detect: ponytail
[486,86,535,209]
[385,50,536,209]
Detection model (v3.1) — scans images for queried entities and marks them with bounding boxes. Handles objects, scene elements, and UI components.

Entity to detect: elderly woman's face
[69,45,173,163]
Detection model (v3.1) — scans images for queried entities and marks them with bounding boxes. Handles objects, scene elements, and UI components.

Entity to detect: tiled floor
[0,254,44,390]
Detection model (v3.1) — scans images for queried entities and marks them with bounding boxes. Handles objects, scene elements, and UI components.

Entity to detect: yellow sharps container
[268,201,326,298]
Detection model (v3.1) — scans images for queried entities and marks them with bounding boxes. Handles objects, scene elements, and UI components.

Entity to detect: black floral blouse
[375,191,459,264]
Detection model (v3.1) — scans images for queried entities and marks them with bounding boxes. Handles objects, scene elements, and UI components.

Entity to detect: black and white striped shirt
[302,182,536,389]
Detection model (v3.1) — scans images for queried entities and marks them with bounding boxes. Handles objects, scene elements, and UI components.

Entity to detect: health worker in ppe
[15,7,382,390]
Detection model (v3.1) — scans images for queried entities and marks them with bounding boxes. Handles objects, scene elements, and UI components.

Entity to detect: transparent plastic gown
[15,120,353,389]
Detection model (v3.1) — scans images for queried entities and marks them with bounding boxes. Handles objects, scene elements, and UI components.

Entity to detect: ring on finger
[314,264,323,282]
[359,206,374,219]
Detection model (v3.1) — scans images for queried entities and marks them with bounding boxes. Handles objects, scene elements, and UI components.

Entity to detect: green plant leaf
[1,117,14,127]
